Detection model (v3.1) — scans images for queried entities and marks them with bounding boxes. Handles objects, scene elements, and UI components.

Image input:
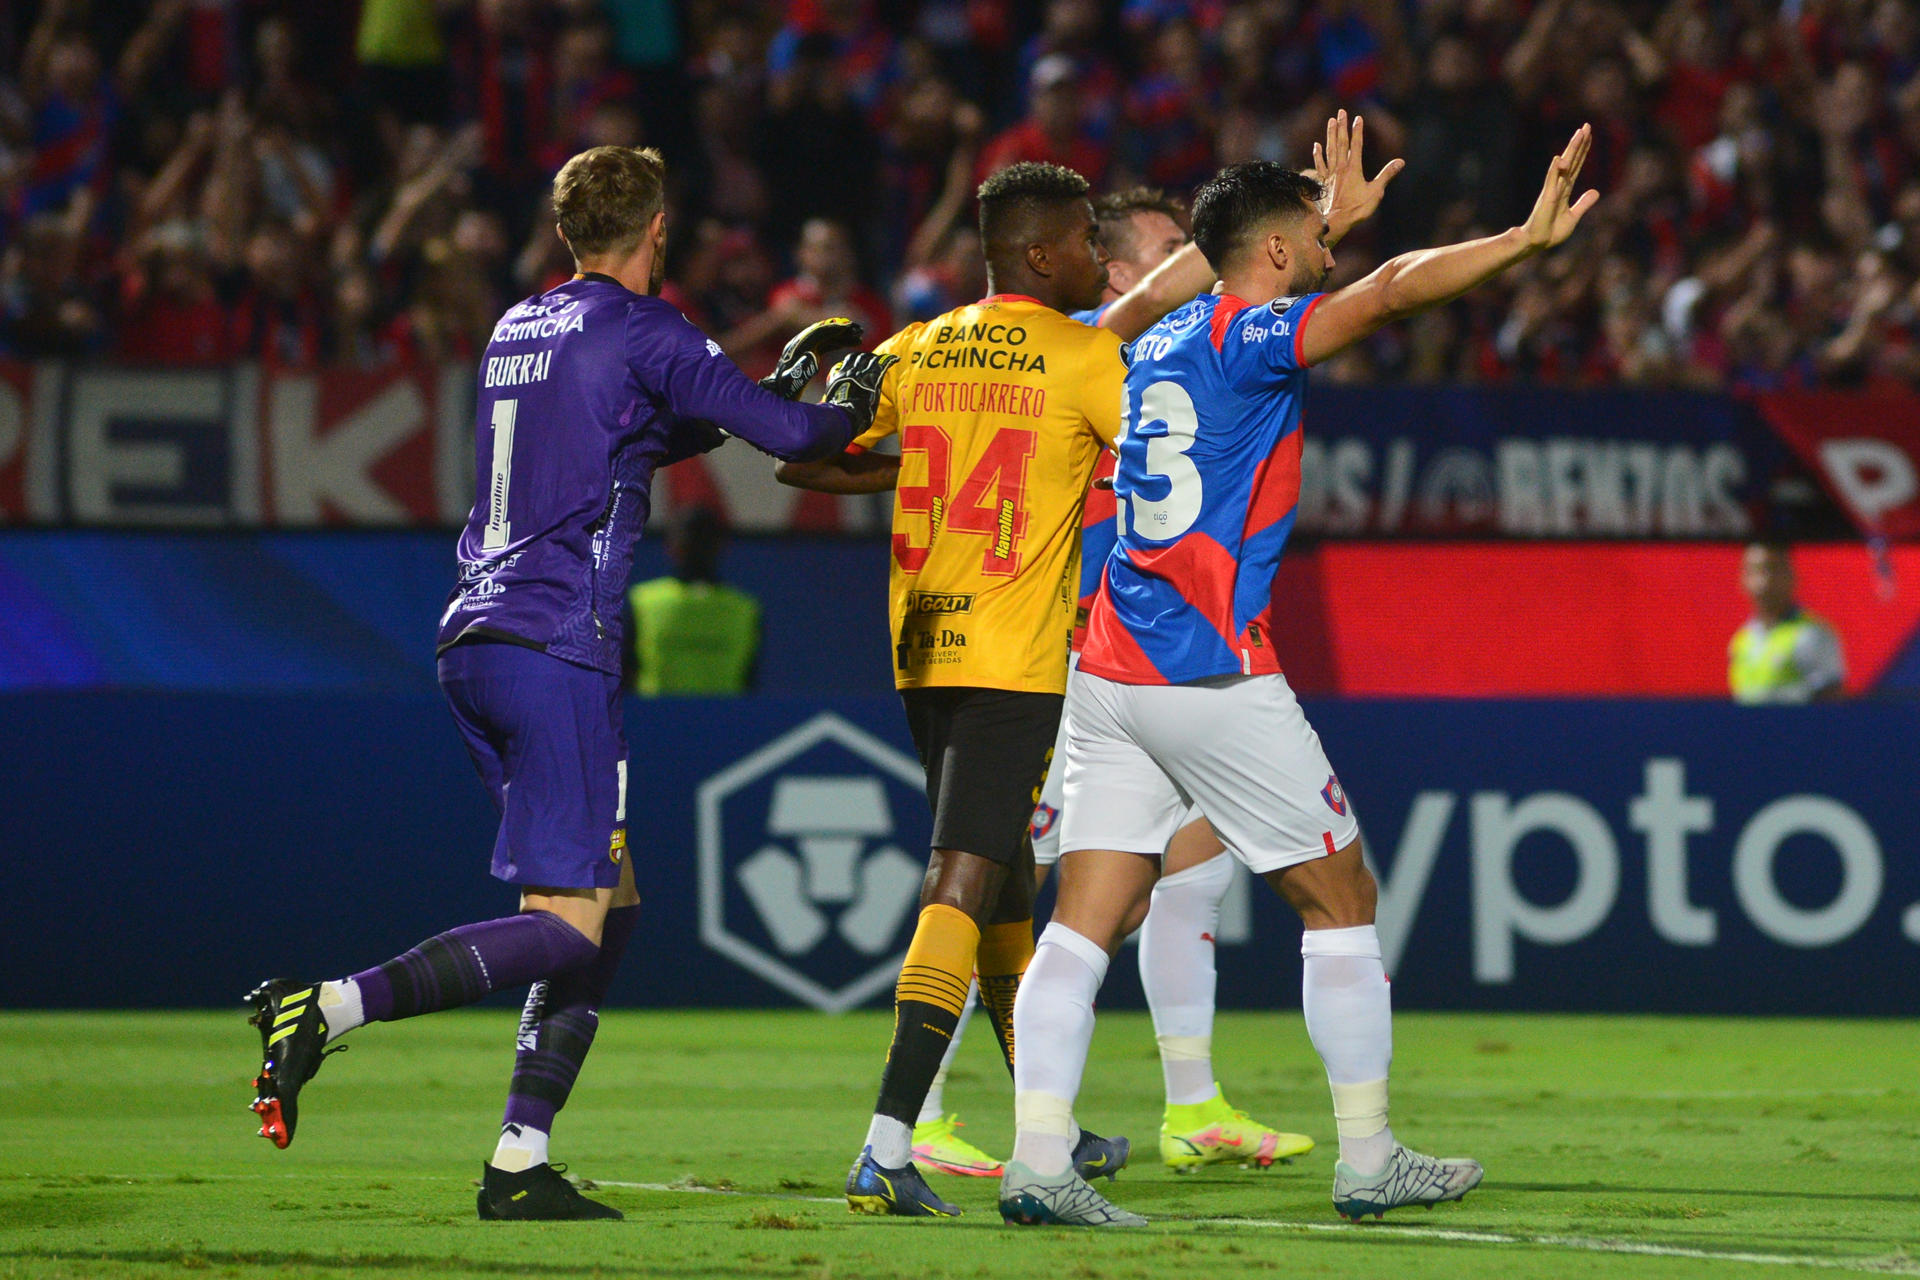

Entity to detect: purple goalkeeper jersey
[437,273,853,674]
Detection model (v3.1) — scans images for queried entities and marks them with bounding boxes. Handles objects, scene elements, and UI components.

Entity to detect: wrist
[1503,225,1543,258]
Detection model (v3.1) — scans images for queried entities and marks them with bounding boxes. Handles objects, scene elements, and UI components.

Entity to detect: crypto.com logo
[697,714,925,1011]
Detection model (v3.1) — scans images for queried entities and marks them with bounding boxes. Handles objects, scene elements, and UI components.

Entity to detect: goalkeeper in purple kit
[243,145,892,1220]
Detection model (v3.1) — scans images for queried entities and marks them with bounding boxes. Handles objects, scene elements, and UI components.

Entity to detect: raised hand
[1521,124,1602,251]
[1312,110,1405,244]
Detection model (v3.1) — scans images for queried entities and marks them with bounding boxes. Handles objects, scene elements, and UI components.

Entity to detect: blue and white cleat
[846,1145,961,1217]
[1332,1144,1483,1221]
[999,1159,1147,1227]
[1071,1128,1130,1182]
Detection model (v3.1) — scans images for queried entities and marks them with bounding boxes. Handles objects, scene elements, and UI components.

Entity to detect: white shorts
[1030,653,1076,867]
[1059,670,1359,875]
[1032,657,1207,867]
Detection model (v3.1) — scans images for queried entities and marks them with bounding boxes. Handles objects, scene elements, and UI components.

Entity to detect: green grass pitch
[1,1009,1915,1279]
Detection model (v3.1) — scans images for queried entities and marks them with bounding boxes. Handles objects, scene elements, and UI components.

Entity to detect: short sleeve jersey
[853,295,1125,692]
[1079,291,1325,685]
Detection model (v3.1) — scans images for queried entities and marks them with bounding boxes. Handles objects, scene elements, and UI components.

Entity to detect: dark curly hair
[977,162,1091,243]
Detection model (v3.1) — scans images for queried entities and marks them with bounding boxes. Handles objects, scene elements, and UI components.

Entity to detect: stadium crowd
[3,0,1918,389]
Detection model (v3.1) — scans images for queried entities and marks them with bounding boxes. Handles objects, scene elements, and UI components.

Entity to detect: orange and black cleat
[245,978,342,1148]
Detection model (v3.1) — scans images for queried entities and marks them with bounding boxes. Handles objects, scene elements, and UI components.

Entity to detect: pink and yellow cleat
[1161,1085,1315,1172]
[911,1114,1004,1177]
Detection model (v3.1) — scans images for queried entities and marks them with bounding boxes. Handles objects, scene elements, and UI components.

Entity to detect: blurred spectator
[0,0,1914,394]
[1119,18,1218,193]
[548,18,639,169]
[766,0,899,124]
[1729,541,1846,703]
[1017,0,1123,136]
[1,200,101,357]
[1393,30,1519,245]
[721,217,890,378]
[978,54,1110,186]
[758,33,878,248]
[116,223,233,365]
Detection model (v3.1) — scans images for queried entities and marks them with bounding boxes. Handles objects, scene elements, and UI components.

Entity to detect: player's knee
[920,849,1005,925]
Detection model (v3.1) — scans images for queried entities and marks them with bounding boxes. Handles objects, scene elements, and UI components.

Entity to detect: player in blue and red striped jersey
[242,144,889,1220]
[1003,126,1601,1227]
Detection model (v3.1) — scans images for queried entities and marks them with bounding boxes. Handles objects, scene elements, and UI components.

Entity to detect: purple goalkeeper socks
[351,910,600,1023]
[501,903,640,1134]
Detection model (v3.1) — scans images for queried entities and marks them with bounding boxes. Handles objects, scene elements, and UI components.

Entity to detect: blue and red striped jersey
[1079,290,1324,684]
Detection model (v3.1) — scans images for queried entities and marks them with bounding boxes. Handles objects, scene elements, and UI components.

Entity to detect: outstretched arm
[1096,242,1217,342]
[642,313,859,462]
[1300,125,1599,367]
[774,449,902,493]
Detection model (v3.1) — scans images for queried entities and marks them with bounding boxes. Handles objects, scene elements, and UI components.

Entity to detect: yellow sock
[894,904,979,1019]
[876,905,981,1127]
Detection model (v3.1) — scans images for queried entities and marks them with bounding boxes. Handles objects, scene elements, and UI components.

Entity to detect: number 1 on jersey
[482,398,517,551]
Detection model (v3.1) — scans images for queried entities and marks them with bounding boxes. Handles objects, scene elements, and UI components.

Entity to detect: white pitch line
[599,1180,1917,1272]
[1185,1217,1920,1274]
[593,1179,842,1205]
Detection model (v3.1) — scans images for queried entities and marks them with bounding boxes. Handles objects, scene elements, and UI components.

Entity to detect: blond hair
[552,146,666,261]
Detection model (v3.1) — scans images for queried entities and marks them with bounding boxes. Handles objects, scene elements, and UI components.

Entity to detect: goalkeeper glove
[823,351,898,437]
[759,317,866,400]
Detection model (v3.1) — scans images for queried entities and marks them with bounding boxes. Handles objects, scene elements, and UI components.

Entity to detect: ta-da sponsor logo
[696,714,928,1012]
[1365,758,1911,981]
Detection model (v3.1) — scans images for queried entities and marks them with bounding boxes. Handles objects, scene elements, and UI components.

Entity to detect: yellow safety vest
[627,577,760,696]
[1728,613,1829,704]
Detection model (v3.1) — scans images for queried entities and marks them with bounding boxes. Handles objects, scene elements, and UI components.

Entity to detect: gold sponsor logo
[907,591,974,615]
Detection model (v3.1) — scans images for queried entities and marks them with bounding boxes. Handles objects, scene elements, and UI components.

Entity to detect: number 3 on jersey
[894,424,1037,575]
[1117,380,1202,541]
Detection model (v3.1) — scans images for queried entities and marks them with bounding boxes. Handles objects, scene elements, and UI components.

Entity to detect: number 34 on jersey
[852,297,1125,694]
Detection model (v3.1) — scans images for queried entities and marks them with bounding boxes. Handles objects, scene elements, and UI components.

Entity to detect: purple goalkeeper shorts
[438,640,628,891]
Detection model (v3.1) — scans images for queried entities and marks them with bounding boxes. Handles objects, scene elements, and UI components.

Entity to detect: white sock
[490,1121,549,1172]
[1141,853,1234,1106]
[864,1115,914,1168]
[917,981,977,1125]
[1009,923,1108,1176]
[1301,925,1395,1175]
[318,978,365,1043]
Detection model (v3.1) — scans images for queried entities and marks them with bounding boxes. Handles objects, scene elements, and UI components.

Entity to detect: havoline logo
[907,591,974,614]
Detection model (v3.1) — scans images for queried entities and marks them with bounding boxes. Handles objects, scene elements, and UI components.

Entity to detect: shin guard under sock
[872,905,979,1131]
[351,911,599,1023]
[501,902,640,1140]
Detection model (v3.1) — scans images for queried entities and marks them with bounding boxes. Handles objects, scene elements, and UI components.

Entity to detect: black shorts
[900,686,1065,867]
